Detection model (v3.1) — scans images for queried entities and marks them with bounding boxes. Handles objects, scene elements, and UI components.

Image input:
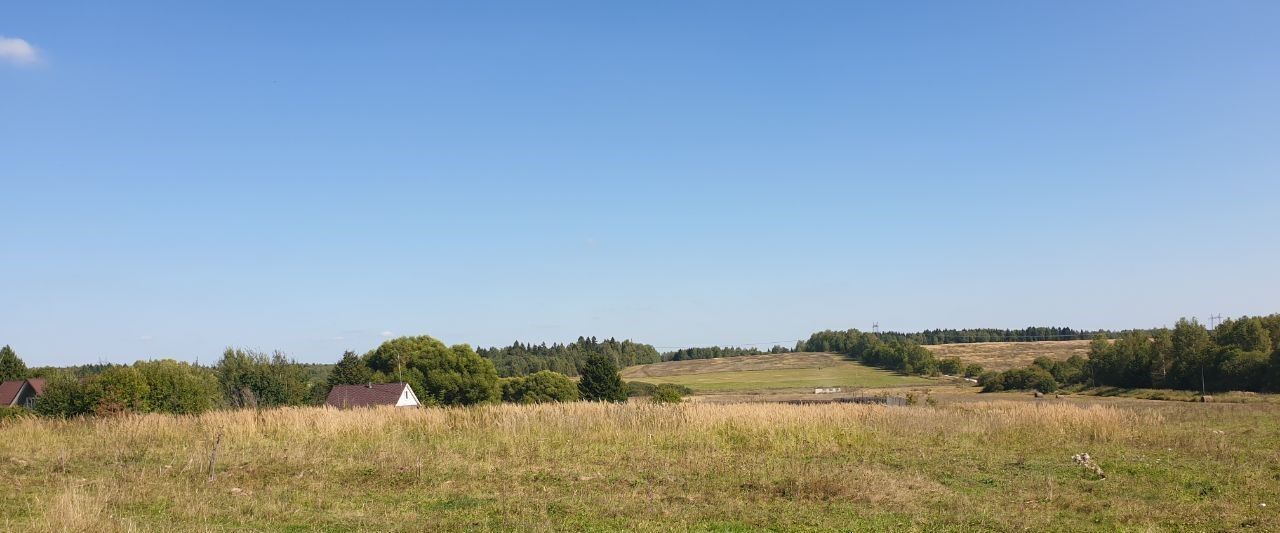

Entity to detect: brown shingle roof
[26,378,46,396]
[0,380,22,406]
[325,383,413,408]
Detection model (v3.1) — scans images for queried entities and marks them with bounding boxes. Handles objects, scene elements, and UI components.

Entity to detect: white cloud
[139,335,154,341]
[332,336,345,341]
[0,36,40,66]
[380,331,394,338]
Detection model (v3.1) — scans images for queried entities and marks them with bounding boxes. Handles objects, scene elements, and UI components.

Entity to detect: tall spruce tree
[577,353,626,402]
[0,345,26,381]
[327,351,374,387]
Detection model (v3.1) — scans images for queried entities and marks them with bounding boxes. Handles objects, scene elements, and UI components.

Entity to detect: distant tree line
[981,315,1280,394]
[798,330,959,377]
[476,337,660,377]
[874,327,1134,345]
[661,345,790,361]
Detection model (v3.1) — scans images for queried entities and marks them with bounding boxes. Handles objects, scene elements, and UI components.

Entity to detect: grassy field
[2,399,1279,531]
[622,352,931,392]
[924,340,1093,371]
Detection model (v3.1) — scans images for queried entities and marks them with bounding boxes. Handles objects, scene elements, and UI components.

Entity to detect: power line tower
[872,322,880,334]
[1209,314,1223,331]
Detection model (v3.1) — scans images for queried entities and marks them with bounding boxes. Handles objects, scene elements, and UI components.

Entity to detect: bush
[963,364,984,378]
[500,371,579,404]
[0,406,30,421]
[135,360,221,414]
[938,357,964,376]
[34,374,93,418]
[982,366,1058,393]
[650,384,686,404]
[216,348,312,408]
[624,381,657,397]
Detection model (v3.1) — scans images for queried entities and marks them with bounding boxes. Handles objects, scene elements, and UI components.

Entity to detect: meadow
[622,352,930,392]
[2,398,1278,531]
[922,340,1093,372]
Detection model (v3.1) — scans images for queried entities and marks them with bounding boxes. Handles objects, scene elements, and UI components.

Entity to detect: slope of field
[924,340,1092,371]
[622,352,930,392]
[3,401,1278,531]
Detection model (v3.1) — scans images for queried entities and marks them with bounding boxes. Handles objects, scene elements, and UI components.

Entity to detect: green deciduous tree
[216,348,311,408]
[366,336,499,406]
[134,359,221,414]
[33,373,93,418]
[577,353,626,402]
[500,370,579,404]
[85,366,150,415]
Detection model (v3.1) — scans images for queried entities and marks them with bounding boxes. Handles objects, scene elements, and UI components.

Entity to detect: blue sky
[3,2,1278,366]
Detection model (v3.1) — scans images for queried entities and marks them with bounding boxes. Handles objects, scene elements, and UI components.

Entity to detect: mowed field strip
[924,340,1093,371]
[622,352,931,391]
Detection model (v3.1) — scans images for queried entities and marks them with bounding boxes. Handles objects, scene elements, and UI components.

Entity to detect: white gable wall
[395,385,421,407]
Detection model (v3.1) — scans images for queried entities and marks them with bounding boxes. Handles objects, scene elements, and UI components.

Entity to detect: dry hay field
[925,340,1093,371]
[3,400,1279,531]
[622,352,931,392]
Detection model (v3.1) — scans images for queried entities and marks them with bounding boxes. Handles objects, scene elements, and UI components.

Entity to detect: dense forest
[798,329,955,377]
[982,315,1280,393]
[661,345,790,361]
[876,327,1130,345]
[476,336,660,377]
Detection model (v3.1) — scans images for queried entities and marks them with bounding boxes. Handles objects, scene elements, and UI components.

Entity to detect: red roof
[1,379,47,406]
[0,380,22,406]
[326,383,414,408]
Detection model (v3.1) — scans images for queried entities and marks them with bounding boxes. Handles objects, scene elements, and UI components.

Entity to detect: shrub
[963,364,984,378]
[135,360,221,414]
[624,381,657,397]
[0,406,30,421]
[500,371,579,404]
[34,374,93,418]
[938,357,964,376]
[982,366,1058,393]
[650,384,686,404]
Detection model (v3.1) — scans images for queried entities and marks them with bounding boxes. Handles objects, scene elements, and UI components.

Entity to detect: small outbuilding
[0,378,46,409]
[325,382,420,409]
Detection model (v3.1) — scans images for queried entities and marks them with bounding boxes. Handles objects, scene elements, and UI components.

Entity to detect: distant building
[0,378,47,409]
[325,382,420,408]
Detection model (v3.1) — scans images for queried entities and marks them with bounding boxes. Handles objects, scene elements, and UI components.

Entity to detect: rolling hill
[923,340,1092,371]
[622,352,931,392]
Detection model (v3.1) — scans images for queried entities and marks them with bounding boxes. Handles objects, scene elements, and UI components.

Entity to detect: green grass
[628,363,931,391]
[4,400,1280,531]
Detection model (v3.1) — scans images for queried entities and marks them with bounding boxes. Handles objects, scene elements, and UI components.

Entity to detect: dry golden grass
[2,399,1278,531]
[623,352,846,378]
[925,340,1093,371]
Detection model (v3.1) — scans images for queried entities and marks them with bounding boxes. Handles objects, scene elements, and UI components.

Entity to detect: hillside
[622,352,931,392]
[924,340,1092,372]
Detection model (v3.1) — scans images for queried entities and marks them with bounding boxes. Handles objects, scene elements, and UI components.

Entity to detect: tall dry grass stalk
[0,400,1274,531]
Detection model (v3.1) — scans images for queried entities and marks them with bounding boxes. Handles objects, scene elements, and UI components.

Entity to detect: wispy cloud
[380,331,394,338]
[139,335,154,341]
[0,36,40,66]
